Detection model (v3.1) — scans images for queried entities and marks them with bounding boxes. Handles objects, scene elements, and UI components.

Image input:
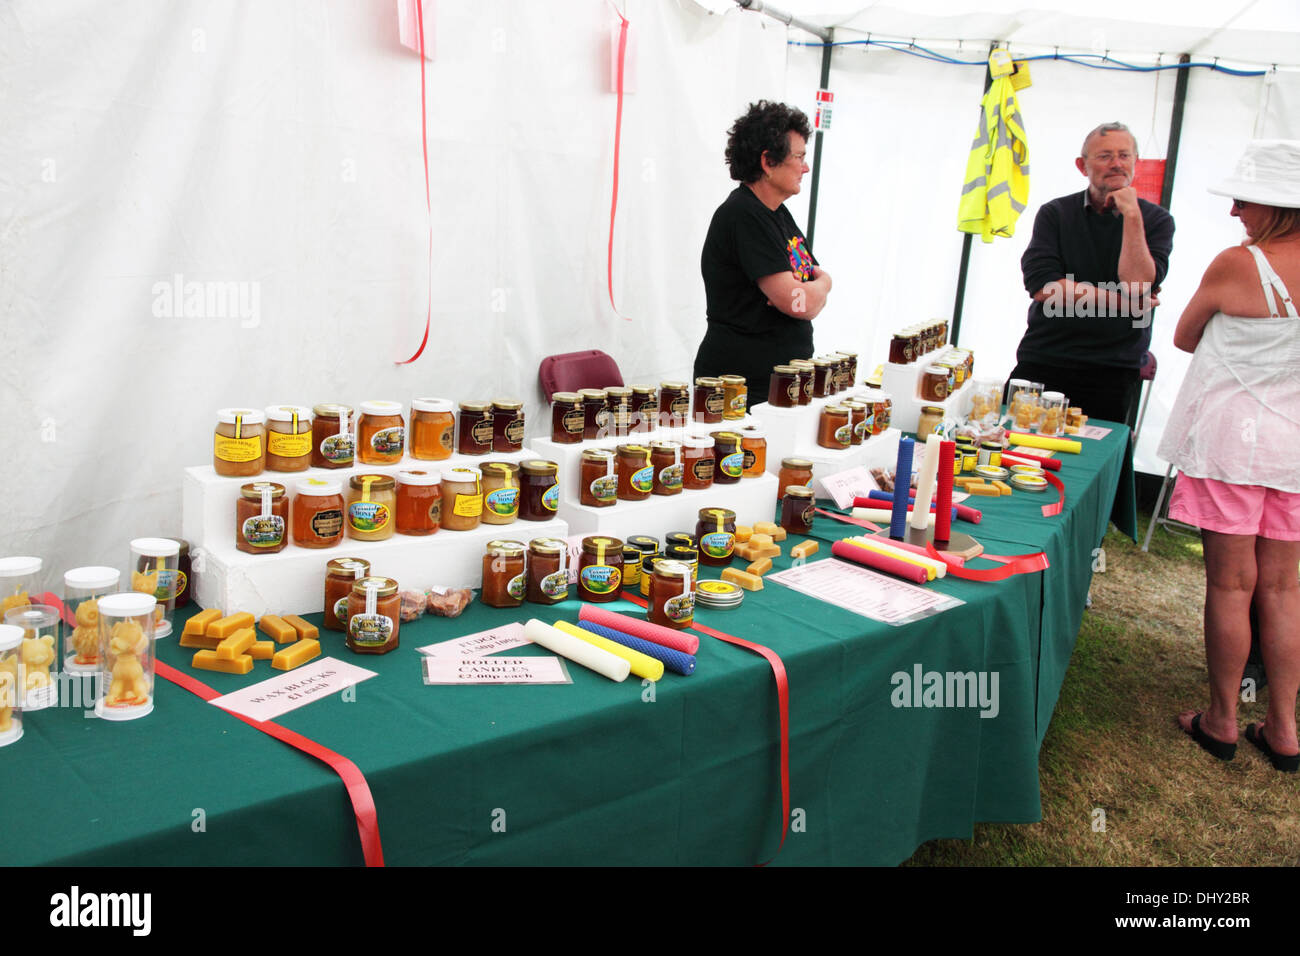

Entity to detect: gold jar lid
[772,364,799,374]
[481,461,520,477]
[348,474,395,492]
[812,358,834,368]
[659,380,689,391]
[605,386,633,399]
[239,481,285,500]
[326,557,371,578]
[491,399,523,411]
[551,391,582,404]
[719,374,746,385]
[520,459,558,476]
[781,457,814,469]
[698,507,736,522]
[484,539,526,557]
[823,404,850,415]
[616,444,650,457]
[312,403,353,420]
[709,430,743,448]
[785,486,815,499]
[790,359,815,369]
[350,576,398,598]
[581,535,623,554]
[630,384,657,395]
[694,376,722,387]
[458,401,492,412]
[920,405,945,415]
[527,537,566,555]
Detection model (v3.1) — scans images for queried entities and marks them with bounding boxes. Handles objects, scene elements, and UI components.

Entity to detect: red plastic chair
[538,350,624,398]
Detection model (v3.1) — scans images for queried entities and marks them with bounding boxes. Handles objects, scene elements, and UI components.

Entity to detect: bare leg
[1251,536,1300,756]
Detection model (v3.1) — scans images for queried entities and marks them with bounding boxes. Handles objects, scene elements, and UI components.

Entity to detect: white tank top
[1158,245,1300,491]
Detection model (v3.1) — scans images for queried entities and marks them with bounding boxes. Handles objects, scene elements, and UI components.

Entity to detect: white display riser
[192,516,570,618]
[552,473,780,539]
[879,362,974,435]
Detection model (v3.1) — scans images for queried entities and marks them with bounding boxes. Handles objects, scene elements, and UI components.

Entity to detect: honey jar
[710,430,745,484]
[324,558,370,632]
[842,400,870,446]
[780,486,815,535]
[357,400,405,465]
[550,392,585,444]
[458,401,495,456]
[767,365,801,408]
[481,461,521,525]
[659,381,690,429]
[694,508,737,566]
[481,540,527,608]
[440,467,484,531]
[519,459,559,521]
[213,408,266,477]
[580,389,609,439]
[790,360,815,404]
[693,377,724,424]
[919,366,949,402]
[236,482,287,554]
[346,576,400,654]
[292,478,345,548]
[616,444,653,501]
[648,559,694,630]
[741,426,767,477]
[605,387,634,438]
[264,405,313,472]
[682,436,715,490]
[578,536,623,603]
[526,538,569,605]
[346,474,396,541]
[650,441,682,496]
[719,375,747,419]
[492,399,525,453]
[580,449,618,508]
[818,405,852,449]
[630,385,658,433]
[917,405,945,437]
[395,468,442,535]
[410,397,455,461]
[777,458,813,501]
[311,403,355,468]
[812,359,835,398]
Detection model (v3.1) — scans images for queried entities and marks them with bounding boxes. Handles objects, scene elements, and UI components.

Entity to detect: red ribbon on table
[396,0,433,364]
[37,593,386,867]
[1040,470,1066,517]
[606,7,630,319]
[618,594,789,866]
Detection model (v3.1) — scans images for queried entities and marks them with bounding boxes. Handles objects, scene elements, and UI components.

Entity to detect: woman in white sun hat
[1161,140,1300,772]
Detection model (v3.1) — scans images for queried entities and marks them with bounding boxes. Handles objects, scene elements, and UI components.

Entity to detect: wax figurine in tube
[694,101,832,410]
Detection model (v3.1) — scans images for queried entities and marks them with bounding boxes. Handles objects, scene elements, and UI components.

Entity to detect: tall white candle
[910,434,942,530]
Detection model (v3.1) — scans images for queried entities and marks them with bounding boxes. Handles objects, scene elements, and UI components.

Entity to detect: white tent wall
[2,0,1297,580]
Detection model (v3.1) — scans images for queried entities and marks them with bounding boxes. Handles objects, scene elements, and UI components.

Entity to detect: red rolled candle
[579,604,700,654]
[832,539,928,583]
[1001,451,1062,472]
[854,494,982,525]
[934,441,955,542]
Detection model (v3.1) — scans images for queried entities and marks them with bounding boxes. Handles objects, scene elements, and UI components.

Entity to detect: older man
[1010,122,1175,427]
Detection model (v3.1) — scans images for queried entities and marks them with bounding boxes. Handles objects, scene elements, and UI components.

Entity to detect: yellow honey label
[454,494,483,517]
[268,431,312,458]
[214,434,262,463]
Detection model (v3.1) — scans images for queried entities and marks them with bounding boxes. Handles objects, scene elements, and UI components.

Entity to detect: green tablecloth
[2,423,1131,866]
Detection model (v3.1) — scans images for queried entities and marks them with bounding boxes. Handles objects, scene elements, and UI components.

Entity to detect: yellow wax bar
[553,621,664,682]
[721,568,764,591]
[192,650,254,675]
[248,640,276,660]
[182,609,222,637]
[840,538,937,581]
[967,483,1001,497]
[735,525,753,543]
[179,631,222,649]
[993,480,1013,496]
[216,627,257,661]
[258,614,297,644]
[733,543,755,562]
[754,521,780,536]
[272,638,321,671]
[752,543,782,559]
[769,526,787,542]
[790,541,819,559]
[1007,432,1082,454]
[208,612,255,638]
[750,533,773,548]
[746,557,772,576]
[282,615,319,642]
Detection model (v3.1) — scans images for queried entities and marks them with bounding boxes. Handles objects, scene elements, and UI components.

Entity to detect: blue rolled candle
[576,620,696,676]
[890,437,914,539]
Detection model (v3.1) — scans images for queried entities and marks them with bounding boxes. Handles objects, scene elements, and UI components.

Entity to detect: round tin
[974,465,1010,481]
[1010,474,1049,493]
[695,579,744,609]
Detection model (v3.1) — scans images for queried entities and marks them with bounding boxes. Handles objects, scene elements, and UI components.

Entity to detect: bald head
[1081,122,1137,159]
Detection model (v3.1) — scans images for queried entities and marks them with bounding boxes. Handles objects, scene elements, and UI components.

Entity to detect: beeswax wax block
[750,533,773,548]
[735,525,753,543]
[752,543,782,559]
[179,631,222,650]
[192,650,253,675]
[216,627,256,661]
[182,609,222,637]
[282,615,319,642]
[967,483,1001,497]
[790,541,819,559]
[249,640,275,660]
[993,480,1013,496]
[721,568,764,591]
[746,557,772,576]
[733,543,755,562]
[258,614,297,644]
[208,612,254,639]
[754,521,780,536]
[770,526,787,542]
[272,638,321,671]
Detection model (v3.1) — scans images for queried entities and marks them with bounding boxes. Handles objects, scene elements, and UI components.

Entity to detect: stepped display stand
[879,361,974,435]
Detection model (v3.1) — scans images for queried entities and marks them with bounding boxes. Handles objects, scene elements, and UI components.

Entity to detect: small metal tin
[974,465,1010,481]
[694,579,743,609]
[1010,474,1049,493]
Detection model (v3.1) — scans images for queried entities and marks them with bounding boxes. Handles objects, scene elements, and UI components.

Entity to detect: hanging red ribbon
[619,594,789,865]
[396,0,433,364]
[607,9,630,320]
[1040,470,1066,517]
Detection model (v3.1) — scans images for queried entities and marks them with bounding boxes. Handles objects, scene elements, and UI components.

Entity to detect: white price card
[422,656,573,685]
[767,559,963,626]
[1075,425,1112,440]
[417,622,529,659]
[210,658,377,722]
[819,466,878,510]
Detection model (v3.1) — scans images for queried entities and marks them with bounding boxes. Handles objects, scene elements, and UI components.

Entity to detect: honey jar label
[438,427,454,451]
[563,409,585,434]
[311,509,344,538]
[854,420,869,440]
[670,396,690,416]
[665,593,695,624]
[349,501,391,533]
[658,464,683,489]
[505,418,526,445]
[581,564,619,595]
[242,515,286,548]
[154,568,185,600]
[320,433,355,464]
[214,434,262,463]
[453,494,483,517]
[541,572,568,598]
[349,613,393,647]
[720,453,744,478]
[589,475,618,502]
[786,381,800,403]
[428,498,443,523]
[268,431,312,458]
[486,488,520,516]
[542,484,559,511]
[726,394,747,415]
[803,379,813,399]
[631,466,654,494]
[171,570,189,600]
[700,532,735,560]
[690,459,714,482]
[834,424,852,445]
[508,573,527,600]
[371,427,405,456]
[333,597,350,624]
[705,392,725,414]
[471,418,494,445]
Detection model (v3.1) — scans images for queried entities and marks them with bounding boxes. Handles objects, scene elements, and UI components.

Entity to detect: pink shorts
[1169,475,1300,540]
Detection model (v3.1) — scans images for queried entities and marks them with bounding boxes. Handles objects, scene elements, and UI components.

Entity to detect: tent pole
[805,28,834,251]
[950,44,997,347]
[733,0,831,44]
[1159,53,1191,210]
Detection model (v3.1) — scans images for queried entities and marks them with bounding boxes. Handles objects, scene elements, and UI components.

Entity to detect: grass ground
[905,512,1300,866]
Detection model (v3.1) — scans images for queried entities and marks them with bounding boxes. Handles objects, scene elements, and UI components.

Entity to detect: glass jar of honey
[812,359,835,398]
[580,449,617,508]
[580,389,609,439]
[481,540,526,608]
[213,408,266,477]
[694,508,737,566]
[767,365,801,407]
[491,399,525,453]
[346,474,396,541]
[616,444,653,501]
[630,385,658,434]
[292,478,345,548]
[874,391,893,432]
[440,467,483,531]
[324,557,370,632]
[777,458,813,501]
[741,426,767,477]
[790,360,815,404]
[578,536,623,603]
[665,546,698,586]
[818,405,852,449]
[604,387,633,438]
[682,436,715,490]
[650,441,682,496]
[526,538,569,605]
[550,392,584,444]
[917,405,945,437]
[919,365,949,402]
[693,377,724,424]
[480,461,520,525]
[659,381,690,429]
[648,559,694,630]
[410,397,455,461]
[719,375,747,420]
[842,400,869,446]
[780,486,815,535]
[236,482,287,554]
[311,403,355,468]
[264,405,313,472]
[346,576,400,654]
[458,401,494,456]
[357,400,405,465]
[395,468,442,535]
[518,460,559,521]
[621,544,642,592]
[710,430,745,484]
[889,332,911,365]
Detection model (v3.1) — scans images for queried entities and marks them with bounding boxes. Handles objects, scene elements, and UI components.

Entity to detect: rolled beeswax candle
[1007,433,1081,454]
[910,434,941,531]
[575,621,696,676]
[831,540,926,583]
[578,605,700,655]
[890,437,914,539]
[840,537,940,580]
[853,507,934,527]
[553,620,664,681]
[934,441,955,542]
[522,619,629,682]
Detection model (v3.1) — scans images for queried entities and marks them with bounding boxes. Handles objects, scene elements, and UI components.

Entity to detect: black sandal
[1179,712,1236,761]
[1245,723,1300,773]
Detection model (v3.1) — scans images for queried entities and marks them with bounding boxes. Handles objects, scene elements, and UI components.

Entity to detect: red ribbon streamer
[607,11,630,319]
[923,544,1050,581]
[1041,470,1066,517]
[397,0,433,364]
[37,593,386,867]
[618,594,789,865]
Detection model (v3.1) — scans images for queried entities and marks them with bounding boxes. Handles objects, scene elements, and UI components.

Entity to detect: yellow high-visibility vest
[957,75,1029,242]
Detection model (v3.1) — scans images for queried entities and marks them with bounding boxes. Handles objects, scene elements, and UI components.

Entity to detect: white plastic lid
[296,478,343,497]
[360,400,403,416]
[1042,391,1066,402]
[0,624,22,652]
[97,592,157,618]
[130,537,180,558]
[0,556,41,578]
[216,407,265,426]
[397,468,442,486]
[411,397,454,413]
[740,425,766,439]
[264,404,313,422]
[7,605,57,629]
[684,436,715,449]
[64,566,121,589]
[444,466,482,480]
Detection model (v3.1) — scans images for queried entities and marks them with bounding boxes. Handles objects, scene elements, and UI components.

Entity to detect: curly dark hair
[725,100,813,184]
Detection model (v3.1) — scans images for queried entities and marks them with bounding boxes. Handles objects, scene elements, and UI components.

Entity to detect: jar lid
[360,400,403,417]
[216,407,265,426]
[695,579,743,608]
[694,377,722,387]
[641,552,660,571]
[698,507,736,522]
[528,537,566,555]
[1042,390,1066,402]
[718,374,746,385]
[683,436,715,449]
[313,403,353,419]
[921,405,945,414]
[326,557,371,577]
[8,605,58,630]
[443,466,482,482]
[659,380,689,390]
[772,364,799,374]
[458,401,493,412]
[481,461,520,476]
[616,444,650,456]
[665,546,698,562]
[1007,378,1033,389]
[395,469,442,487]
[709,431,743,445]
[64,566,121,589]
[264,404,313,423]
[840,350,858,358]
[520,459,558,476]
[130,537,181,557]
[923,365,947,375]
[785,486,815,499]
[823,404,850,414]
[411,397,454,413]
[664,532,696,548]
[652,558,691,578]
[485,539,526,556]
[0,624,22,652]
[0,556,42,578]
[630,384,657,394]
[649,440,681,450]
[1010,474,1049,492]
[578,389,608,400]
[296,477,344,496]
[491,399,524,410]
[842,400,868,409]
[789,359,815,368]
[980,440,1004,449]
[98,592,158,618]
[740,426,766,440]
[605,386,633,398]
[1009,464,1045,477]
[581,535,624,553]
[627,535,659,552]
[550,392,582,403]
[239,481,287,500]
[348,474,395,492]
[351,576,398,597]
[781,457,814,469]
[581,449,616,463]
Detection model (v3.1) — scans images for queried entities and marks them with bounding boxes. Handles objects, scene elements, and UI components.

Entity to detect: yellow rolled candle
[522,619,630,682]
[552,620,664,682]
[841,536,943,579]
[1007,432,1081,454]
